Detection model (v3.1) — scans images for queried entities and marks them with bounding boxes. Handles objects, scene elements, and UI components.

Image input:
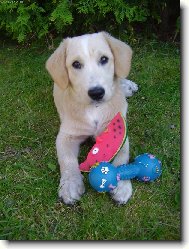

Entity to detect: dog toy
[79,112,127,172]
[89,153,162,192]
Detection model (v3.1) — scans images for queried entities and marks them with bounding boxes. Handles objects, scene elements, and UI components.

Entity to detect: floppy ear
[46,39,69,90]
[102,32,132,78]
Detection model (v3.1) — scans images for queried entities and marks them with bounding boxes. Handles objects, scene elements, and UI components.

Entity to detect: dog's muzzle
[88,86,105,101]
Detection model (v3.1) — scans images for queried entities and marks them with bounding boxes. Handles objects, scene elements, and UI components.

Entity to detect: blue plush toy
[89,153,162,192]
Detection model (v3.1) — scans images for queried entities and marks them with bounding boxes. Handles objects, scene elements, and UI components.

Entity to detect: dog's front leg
[111,138,133,204]
[56,130,85,205]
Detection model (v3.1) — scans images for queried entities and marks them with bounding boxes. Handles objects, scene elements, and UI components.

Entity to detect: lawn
[0,39,180,240]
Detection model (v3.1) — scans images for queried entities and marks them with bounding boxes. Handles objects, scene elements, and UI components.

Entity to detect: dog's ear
[102,32,132,78]
[46,39,69,90]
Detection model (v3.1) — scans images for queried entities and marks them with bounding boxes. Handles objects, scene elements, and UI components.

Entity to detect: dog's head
[46,32,132,105]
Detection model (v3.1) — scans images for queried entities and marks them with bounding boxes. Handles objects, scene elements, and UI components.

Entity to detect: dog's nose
[88,87,105,101]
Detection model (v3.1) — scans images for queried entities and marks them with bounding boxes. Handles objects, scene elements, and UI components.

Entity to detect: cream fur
[46,32,134,204]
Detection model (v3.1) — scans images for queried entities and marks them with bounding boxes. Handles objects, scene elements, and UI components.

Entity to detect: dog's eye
[72,61,82,69]
[99,56,109,65]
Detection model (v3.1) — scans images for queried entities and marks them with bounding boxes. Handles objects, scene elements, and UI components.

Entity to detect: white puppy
[46,32,138,205]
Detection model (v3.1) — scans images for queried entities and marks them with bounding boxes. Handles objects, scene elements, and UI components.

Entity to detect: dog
[46,32,138,205]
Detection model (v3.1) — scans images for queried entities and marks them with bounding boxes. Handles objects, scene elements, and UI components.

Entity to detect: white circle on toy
[92,147,99,154]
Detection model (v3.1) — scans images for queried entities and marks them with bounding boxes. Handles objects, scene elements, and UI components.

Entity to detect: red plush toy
[79,112,128,172]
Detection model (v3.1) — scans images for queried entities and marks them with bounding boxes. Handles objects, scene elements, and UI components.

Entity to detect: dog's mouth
[91,99,105,106]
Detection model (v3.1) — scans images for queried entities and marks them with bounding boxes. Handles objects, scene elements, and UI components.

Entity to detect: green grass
[0,40,180,240]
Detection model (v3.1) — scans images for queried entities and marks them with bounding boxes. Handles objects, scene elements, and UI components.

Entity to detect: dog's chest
[85,105,108,136]
[85,107,100,129]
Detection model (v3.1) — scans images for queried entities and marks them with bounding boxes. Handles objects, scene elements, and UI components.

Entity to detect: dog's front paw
[110,180,132,205]
[58,172,85,205]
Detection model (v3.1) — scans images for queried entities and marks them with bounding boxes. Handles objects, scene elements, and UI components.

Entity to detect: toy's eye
[92,147,99,155]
